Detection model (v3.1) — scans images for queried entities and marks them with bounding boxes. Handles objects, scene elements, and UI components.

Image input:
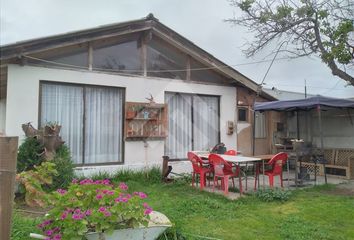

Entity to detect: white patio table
[192,152,264,195]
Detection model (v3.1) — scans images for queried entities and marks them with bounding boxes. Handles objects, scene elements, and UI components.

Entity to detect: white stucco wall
[0,99,6,134]
[6,65,237,174]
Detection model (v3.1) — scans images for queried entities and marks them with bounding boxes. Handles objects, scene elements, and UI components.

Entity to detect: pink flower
[98,207,106,212]
[138,192,147,199]
[72,214,83,220]
[107,191,114,195]
[144,207,153,215]
[56,189,67,195]
[102,189,108,194]
[53,234,62,240]
[103,179,111,185]
[143,202,149,208]
[45,230,53,236]
[85,209,92,216]
[72,179,78,184]
[74,209,81,214]
[121,197,128,202]
[104,211,111,217]
[96,194,103,200]
[119,182,128,190]
[60,213,67,220]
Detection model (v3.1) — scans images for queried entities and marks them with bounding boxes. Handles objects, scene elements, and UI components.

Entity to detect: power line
[22,55,291,73]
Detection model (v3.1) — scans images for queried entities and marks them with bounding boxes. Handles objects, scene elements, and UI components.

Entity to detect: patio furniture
[209,154,239,195]
[261,152,288,188]
[187,152,213,190]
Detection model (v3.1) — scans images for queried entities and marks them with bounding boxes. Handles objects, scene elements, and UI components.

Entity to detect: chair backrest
[187,152,204,172]
[209,154,232,175]
[225,149,237,156]
[268,152,288,175]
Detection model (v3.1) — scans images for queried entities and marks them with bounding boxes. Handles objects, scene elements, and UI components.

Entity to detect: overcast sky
[1,0,353,98]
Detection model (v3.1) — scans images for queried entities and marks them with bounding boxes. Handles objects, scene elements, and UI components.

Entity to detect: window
[93,38,142,75]
[28,44,89,68]
[40,82,124,165]
[238,107,248,122]
[255,111,266,138]
[190,58,232,84]
[147,36,187,79]
[165,92,219,159]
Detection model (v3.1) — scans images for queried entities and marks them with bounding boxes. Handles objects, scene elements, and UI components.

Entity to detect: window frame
[38,80,126,166]
[164,91,221,160]
[237,106,249,122]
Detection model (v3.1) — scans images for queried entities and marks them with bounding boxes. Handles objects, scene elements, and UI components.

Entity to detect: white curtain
[41,84,83,164]
[165,93,192,159]
[165,93,219,159]
[84,87,123,164]
[193,96,219,151]
[41,83,124,165]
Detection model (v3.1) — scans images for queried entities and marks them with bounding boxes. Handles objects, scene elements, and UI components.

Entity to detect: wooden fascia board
[151,27,259,92]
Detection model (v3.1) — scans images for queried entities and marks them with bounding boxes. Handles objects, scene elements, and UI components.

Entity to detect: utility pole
[304,79,307,99]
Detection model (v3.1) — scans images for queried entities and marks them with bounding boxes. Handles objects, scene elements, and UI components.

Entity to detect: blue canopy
[254,95,354,111]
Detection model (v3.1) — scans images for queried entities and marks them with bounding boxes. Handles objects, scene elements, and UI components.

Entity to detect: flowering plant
[38,179,153,240]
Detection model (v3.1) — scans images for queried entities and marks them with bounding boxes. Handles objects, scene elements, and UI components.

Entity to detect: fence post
[0,136,18,240]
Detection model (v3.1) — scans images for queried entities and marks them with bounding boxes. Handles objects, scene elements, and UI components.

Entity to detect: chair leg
[269,175,274,188]
[280,173,283,188]
[200,173,205,190]
[192,172,195,187]
[213,176,216,192]
[223,177,229,195]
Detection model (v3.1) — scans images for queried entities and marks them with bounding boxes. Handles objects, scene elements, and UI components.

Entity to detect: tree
[227,0,354,85]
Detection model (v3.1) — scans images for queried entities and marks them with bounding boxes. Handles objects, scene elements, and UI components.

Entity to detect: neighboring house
[263,88,315,100]
[0,14,274,174]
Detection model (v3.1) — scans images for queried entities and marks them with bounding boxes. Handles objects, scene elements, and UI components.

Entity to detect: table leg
[245,163,248,191]
[262,159,265,189]
[238,163,243,196]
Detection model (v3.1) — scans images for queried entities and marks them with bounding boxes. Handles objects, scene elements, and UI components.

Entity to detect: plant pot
[126,111,136,119]
[85,211,171,240]
[30,211,172,240]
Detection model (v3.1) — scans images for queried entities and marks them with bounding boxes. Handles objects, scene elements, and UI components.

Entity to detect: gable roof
[0,14,274,99]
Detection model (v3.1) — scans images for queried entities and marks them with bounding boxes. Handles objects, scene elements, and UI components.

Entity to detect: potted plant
[126,107,137,119]
[33,179,171,240]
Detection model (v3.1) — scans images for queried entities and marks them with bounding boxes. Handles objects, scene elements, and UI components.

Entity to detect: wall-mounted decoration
[125,102,167,141]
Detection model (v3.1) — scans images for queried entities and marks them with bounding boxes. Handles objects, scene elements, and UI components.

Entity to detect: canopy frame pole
[317,105,327,184]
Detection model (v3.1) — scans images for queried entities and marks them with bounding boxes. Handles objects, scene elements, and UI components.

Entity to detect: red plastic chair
[264,152,288,187]
[187,152,213,190]
[209,154,239,195]
[224,149,240,175]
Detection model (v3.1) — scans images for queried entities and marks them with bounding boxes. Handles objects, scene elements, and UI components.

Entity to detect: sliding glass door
[165,92,220,159]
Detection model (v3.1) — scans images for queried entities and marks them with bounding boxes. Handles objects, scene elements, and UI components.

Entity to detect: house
[0,14,274,174]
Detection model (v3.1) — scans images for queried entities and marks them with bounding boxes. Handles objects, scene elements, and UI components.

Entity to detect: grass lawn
[12,173,354,240]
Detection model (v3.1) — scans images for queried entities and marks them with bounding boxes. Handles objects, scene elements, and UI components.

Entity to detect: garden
[11,123,354,240]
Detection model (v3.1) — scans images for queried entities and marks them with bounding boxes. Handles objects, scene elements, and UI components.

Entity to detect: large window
[147,36,187,79]
[165,92,219,159]
[40,82,124,165]
[93,38,142,75]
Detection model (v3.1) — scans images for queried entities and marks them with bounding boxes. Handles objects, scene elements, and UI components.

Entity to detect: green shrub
[11,212,43,240]
[50,145,74,191]
[17,137,44,172]
[256,188,291,202]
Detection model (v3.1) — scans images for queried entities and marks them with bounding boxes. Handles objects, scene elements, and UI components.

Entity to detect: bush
[49,145,74,191]
[17,137,44,172]
[256,188,291,202]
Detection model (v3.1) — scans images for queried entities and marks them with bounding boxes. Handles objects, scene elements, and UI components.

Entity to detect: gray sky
[1,0,353,98]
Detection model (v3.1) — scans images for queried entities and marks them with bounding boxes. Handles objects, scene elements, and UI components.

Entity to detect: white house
[0,14,273,174]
